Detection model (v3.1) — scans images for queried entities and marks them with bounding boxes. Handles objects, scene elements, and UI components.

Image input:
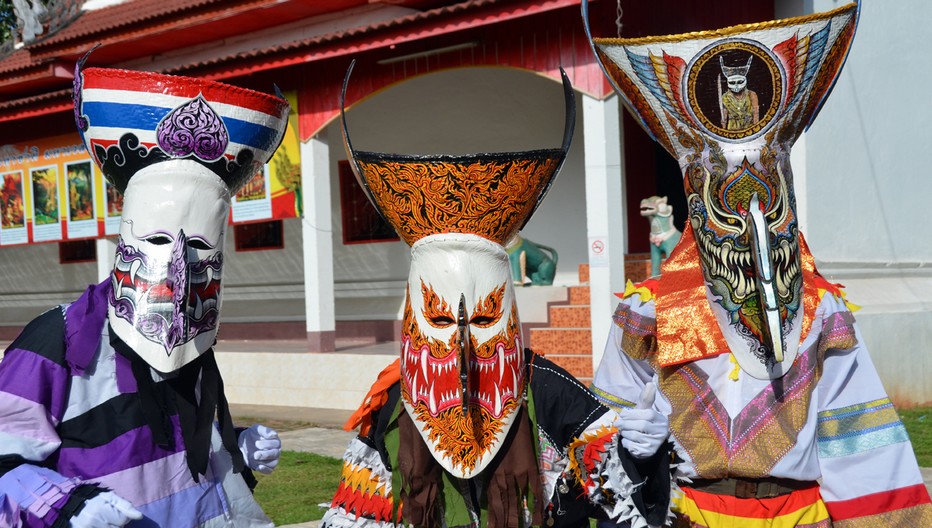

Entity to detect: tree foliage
[0,0,16,45]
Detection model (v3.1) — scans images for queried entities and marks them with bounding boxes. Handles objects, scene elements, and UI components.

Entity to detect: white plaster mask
[109,160,231,373]
[727,75,748,93]
[401,233,525,479]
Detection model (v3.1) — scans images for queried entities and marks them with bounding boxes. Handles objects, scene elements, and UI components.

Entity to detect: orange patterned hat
[341,63,575,246]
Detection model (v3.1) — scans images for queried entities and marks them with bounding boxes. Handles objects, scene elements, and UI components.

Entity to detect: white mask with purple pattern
[109,161,230,373]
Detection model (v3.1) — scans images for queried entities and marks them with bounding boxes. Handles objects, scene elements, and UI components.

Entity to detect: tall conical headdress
[340,63,575,480]
[71,57,291,481]
[583,1,859,379]
[73,54,290,374]
[75,56,290,196]
[341,62,575,247]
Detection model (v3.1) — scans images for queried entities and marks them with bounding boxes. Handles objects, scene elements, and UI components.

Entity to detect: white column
[583,94,626,369]
[790,132,809,235]
[95,237,116,282]
[301,135,336,352]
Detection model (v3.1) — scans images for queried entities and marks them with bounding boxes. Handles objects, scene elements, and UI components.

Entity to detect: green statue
[640,195,681,277]
[505,233,558,286]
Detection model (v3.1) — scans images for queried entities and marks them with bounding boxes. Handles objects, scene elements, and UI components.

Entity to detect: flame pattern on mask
[400,284,524,474]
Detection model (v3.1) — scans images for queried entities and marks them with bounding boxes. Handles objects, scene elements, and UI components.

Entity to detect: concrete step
[568,285,590,306]
[549,304,590,328]
[625,254,653,285]
[529,327,591,355]
[545,353,594,380]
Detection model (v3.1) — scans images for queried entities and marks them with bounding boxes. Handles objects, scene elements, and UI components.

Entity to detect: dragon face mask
[585,1,859,378]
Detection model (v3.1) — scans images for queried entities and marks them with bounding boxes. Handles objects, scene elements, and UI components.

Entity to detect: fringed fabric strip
[328,439,394,524]
[565,424,661,528]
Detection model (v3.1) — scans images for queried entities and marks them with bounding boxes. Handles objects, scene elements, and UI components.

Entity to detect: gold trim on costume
[593,3,857,47]
[652,225,820,368]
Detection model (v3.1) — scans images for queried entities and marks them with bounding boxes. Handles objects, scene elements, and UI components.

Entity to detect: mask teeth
[167,230,190,347]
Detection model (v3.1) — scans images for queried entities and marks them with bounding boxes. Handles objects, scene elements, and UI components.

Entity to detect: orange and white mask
[402,233,524,478]
[341,62,575,478]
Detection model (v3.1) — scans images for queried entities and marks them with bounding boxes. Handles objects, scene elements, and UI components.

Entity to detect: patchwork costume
[0,61,289,527]
[322,66,674,528]
[583,1,932,526]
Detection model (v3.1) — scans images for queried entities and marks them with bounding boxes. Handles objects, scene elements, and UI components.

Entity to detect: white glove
[70,491,142,528]
[238,424,282,474]
[615,382,669,460]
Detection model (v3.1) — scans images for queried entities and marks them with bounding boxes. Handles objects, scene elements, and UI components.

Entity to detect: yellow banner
[232,90,301,223]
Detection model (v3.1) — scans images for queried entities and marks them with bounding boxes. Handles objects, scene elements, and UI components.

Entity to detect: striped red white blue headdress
[74,57,290,195]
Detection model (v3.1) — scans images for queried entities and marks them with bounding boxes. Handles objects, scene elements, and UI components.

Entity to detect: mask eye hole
[470,315,496,328]
[429,316,455,327]
[187,238,212,250]
[145,234,172,245]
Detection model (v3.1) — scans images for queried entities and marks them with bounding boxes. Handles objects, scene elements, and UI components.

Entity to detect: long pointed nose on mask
[747,194,784,362]
[165,229,191,350]
[457,293,470,411]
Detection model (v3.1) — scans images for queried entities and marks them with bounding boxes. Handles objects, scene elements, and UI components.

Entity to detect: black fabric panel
[57,391,167,449]
[119,334,174,450]
[370,382,401,472]
[619,441,673,526]
[548,477,604,527]
[0,454,51,478]
[241,466,258,492]
[528,350,609,449]
[6,308,66,366]
[50,484,105,528]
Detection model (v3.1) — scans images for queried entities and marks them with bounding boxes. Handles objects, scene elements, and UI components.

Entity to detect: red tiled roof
[166,0,580,78]
[0,0,582,121]
[0,87,73,121]
[166,0,498,74]
[1,0,383,74]
[30,0,223,48]
[0,48,42,72]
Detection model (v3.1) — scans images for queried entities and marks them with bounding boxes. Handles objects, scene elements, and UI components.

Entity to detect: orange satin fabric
[344,358,401,437]
[654,226,820,367]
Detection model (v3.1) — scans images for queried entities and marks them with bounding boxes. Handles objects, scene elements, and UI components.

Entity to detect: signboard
[1,169,28,245]
[0,138,100,246]
[232,91,302,224]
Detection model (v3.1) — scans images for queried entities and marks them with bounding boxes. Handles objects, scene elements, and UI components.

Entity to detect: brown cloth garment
[396,406,543,528]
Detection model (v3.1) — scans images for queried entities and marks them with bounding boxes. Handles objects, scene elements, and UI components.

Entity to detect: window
[59,239,97,264]
[234,220,284,251]
[338,160,399,244]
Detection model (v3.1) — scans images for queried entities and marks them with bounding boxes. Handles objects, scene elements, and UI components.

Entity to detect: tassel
[397,411,443,527]
[485,407,543,528]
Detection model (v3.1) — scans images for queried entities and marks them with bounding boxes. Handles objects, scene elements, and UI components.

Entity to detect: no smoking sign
[588,236,608,267]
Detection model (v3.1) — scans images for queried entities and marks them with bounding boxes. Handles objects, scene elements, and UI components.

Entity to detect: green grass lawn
[253,451,343,525]
[254,407,932,525]
[899,407,932,466]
